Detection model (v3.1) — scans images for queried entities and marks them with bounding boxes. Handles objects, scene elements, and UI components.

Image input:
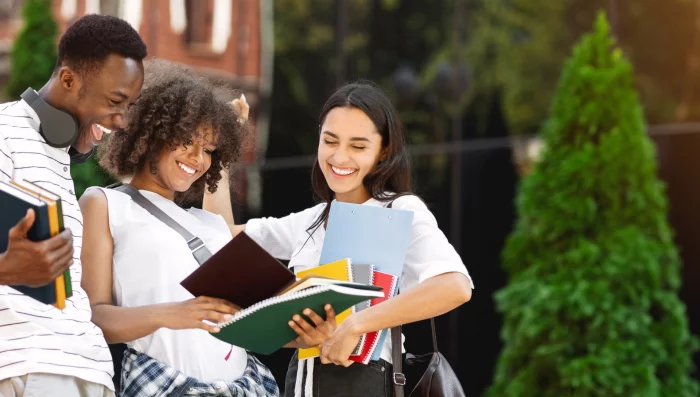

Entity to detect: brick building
[1,0,273,209]
[0,1,24,91]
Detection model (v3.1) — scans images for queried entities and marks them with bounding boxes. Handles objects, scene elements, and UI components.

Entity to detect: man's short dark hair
[55,14,147,77]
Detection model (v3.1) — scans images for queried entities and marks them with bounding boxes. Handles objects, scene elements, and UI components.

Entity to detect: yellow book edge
[296,258,353,360]
[47,201,66,310]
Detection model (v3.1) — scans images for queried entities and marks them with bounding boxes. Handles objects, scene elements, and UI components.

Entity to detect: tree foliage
[488,13,698,397]
[5,0,56,99]
[466,0,700,135]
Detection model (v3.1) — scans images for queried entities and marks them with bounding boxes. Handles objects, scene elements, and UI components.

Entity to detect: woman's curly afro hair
[99,59,248,203]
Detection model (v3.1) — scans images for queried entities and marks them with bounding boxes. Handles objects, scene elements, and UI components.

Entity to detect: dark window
[184,0,213,47]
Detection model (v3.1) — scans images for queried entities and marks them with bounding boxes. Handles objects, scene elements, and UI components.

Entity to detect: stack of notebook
[180,232,384,355]
[296,258,356,360]
[350,269,399,364]
[294,259,400,363]
[310,201,414,364]
[0,180,73,309]
[181,200,414,360]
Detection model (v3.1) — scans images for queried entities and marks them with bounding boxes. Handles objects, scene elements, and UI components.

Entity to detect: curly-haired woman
[78,60,279,397]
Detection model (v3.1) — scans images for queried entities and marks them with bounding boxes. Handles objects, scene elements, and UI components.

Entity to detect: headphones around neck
[20,87,95,164]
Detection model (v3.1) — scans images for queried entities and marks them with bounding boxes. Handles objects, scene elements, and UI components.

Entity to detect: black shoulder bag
[386,200,465,397]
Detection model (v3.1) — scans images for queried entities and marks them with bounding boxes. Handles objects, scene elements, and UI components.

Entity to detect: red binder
[350,270,399,364]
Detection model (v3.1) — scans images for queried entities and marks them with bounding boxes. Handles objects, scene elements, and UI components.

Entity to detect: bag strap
[108,183,213,265]
[391,319,438,397]
[386,198,406,396]
[387,197,439,396]
[391,326,406,397]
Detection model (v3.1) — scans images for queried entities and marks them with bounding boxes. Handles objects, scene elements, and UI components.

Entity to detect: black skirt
[284,351,394,397]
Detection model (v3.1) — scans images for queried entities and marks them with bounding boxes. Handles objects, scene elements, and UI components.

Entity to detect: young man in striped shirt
[0,15,146,396]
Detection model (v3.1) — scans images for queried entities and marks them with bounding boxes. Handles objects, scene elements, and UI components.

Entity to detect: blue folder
[320,201,414,361]
[320,201,414,276]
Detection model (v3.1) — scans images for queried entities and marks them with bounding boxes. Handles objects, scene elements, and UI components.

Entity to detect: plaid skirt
[120,347,279,397]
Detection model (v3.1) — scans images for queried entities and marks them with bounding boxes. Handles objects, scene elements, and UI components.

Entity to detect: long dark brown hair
[307,81,413,233]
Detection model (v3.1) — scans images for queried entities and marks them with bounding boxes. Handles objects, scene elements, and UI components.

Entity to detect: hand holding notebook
[295,258,355,360]
[0,180,73,308]
[294,261,378,360]
[180,232,384,354]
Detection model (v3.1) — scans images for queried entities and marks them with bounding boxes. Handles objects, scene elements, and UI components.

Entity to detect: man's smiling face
[67,54,144,153]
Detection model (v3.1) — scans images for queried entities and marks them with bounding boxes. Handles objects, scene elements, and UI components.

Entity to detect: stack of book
[180,233,385,355]
[316,201,414,363]
[295,258,400,364]
[180,200,414,361]
[0,180,72,309]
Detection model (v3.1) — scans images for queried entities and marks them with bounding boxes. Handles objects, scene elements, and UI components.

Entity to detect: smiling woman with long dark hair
[205,81,473,397]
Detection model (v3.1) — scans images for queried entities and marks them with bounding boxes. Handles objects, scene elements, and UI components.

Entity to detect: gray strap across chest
[111,183,213,265]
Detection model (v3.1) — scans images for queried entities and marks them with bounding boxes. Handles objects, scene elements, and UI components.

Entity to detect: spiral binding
[216,284,382,328]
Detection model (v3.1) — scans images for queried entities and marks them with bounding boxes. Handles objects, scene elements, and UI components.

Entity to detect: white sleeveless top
[91,187,248,383]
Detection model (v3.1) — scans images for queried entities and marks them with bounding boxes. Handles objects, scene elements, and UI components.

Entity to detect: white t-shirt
[0,100,113,389]
[246,194,473,362]
[92,187,248,383]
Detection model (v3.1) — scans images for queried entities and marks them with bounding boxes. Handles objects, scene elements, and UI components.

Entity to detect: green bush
[5,0,56,99]
[488,12,699,397]
[71,159,113,198]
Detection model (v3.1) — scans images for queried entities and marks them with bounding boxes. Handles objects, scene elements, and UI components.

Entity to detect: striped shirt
[0,100,114,390]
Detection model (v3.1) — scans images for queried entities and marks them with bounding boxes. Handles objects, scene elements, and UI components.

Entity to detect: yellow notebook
[296,258,353,360]
[46,201,66,310]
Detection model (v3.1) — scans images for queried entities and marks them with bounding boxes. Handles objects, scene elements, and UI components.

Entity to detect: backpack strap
[108,182,212,265]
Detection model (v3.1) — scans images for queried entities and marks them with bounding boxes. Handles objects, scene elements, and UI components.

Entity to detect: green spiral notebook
[212,283,383,355]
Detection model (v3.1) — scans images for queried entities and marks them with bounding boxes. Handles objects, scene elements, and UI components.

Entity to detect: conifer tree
[488,12,699,397]
[5,0,57,99]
